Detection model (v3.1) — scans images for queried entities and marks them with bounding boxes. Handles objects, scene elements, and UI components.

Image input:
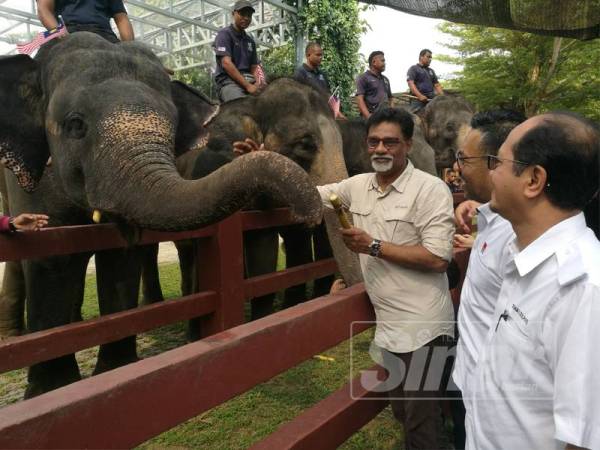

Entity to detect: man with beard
[317,107,455,449]
[356,51,393,118]
[213,0,260,102]
[407,49,444,113]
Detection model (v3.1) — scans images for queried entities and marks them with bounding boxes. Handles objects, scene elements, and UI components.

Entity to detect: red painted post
[195,212,246,337]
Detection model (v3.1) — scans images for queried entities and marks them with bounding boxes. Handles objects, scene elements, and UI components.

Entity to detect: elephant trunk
[91,148,323,231]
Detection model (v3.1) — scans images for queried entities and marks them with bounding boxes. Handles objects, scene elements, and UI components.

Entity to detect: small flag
[328,86,341,117]
[481,242,488,253]
[254,64,267,87]
[17,20,68,55]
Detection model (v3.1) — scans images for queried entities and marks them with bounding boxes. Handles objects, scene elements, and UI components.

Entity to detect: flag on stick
[17,20,68,55]
[254,64,267,87]
[328,86,341,117]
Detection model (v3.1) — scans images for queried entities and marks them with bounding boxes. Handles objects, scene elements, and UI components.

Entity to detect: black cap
[233,1,255,12]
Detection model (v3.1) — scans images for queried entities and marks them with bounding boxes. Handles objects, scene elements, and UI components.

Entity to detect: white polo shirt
[318,161,455,353]
[468,213,600,450]
[452,204,514,396]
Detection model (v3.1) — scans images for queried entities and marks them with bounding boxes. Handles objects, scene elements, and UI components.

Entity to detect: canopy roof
[361,0,600,39]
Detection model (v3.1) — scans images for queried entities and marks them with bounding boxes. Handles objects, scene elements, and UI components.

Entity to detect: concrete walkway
[0,242,180,279]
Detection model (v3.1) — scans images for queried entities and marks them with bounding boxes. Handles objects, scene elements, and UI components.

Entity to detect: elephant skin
[0,33,322,397]
[421,95,475,171]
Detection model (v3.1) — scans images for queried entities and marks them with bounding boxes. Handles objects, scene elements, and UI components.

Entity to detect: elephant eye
[63,113,87,140]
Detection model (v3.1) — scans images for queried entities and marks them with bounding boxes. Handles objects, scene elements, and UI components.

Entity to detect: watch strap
[369,239,382,257]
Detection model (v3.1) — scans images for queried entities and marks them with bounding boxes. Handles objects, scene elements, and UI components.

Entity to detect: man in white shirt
[469,112,600,450]
[450,110,524,448]
[318,108,455,449]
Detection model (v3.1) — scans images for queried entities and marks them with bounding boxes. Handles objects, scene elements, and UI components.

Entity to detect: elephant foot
[0,323,23,339]
[250,294,276,321]
[140,294,164,306]
[93,337,139,375]
[25,357,82,399]
[92,354,140,376]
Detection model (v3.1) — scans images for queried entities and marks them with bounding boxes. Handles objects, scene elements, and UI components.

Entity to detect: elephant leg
[176,240,196,297]
[0,261,25,337]
[24,253,90,398]
[93,247,142,375]
[244,228,278,321]
[140,243,164,305]
[312,222,334,298]
[279,225,312,309]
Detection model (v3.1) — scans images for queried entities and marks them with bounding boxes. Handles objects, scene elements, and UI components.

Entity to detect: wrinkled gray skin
[158,79,364,319]
[337,114,437,177]
[0,33,322,397]
[421,95,475,171]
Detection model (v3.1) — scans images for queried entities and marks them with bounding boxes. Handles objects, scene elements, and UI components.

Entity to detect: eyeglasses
[486,154,530,171]
[367,138,402,150]
[455,151,487,168]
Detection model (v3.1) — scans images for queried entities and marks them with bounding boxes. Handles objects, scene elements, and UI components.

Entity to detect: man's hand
[418,95,429,103]
[12,214,49,231]
[455,200,481,233]
[246,83,259,94]
[340,227,373,254]
[233,138,264,157]
[453,233,474,249]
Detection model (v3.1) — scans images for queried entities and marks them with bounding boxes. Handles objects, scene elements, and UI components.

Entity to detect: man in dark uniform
[213,0,260,103]
[294,41,331,95]
[37,0,134,43]
[407,49,444,113]
[356,51,393,119]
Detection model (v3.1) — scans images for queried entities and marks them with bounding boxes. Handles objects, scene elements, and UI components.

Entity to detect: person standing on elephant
[319,107,455,449]
[0,214,48,233]
[356,51,393,119]
[213,1,261,103]
[407,49,444,113]
[36,0,134,43]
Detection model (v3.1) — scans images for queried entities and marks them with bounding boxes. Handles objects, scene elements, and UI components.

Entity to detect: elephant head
[199,79,362,285]
[422,95,474,171]
[0,33,321,230]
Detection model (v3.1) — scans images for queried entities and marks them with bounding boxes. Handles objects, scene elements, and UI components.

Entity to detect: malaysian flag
[328,86,341,117]
[17,20,68,55]
[254,64,267,87]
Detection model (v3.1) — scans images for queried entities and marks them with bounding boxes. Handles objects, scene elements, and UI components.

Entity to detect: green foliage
[174,69,218,101]
[260,42,297,79]
[438,23,600,120]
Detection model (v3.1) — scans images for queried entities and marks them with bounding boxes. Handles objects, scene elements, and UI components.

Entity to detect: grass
[0,253,405,449]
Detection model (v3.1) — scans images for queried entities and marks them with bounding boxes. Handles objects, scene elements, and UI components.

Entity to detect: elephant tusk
[329,195,351,229]
[92,209,102,223]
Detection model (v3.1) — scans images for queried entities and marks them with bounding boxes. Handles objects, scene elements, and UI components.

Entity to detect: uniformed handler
[355,51,393,119]
[213,0,260,103]
[407,49,443,113]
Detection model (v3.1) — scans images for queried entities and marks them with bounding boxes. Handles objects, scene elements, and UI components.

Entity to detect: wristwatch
[8,217,17,232]
[368,239,382,257]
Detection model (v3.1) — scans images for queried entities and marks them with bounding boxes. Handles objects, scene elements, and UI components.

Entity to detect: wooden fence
[0,195,468,449]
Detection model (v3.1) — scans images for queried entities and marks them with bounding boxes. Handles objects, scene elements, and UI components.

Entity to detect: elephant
[0,32,322,398]
[421,94,475,171]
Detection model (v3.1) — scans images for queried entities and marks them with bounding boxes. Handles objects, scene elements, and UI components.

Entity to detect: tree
[438,23,600,120]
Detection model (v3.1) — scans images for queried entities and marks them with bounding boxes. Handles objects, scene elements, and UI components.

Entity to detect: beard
[371,155,394,173]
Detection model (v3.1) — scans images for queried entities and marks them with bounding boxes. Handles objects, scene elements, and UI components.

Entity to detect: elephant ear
[0,55,49,192]
[170,80,219,157]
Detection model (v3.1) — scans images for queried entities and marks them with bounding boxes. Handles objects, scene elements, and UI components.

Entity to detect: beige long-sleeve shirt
[318,161,455,353]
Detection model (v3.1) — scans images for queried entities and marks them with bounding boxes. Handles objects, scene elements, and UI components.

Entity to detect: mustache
[371,155,393,162]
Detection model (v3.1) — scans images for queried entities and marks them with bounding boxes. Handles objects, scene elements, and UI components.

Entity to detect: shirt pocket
[383,206,418,245]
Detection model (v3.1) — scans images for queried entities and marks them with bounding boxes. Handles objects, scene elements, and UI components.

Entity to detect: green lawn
[0,257,404,449]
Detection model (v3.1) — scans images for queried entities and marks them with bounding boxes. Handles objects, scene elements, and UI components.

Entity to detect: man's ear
[0,55,49,192]
[170,80,219,156]
[524,165,548,199]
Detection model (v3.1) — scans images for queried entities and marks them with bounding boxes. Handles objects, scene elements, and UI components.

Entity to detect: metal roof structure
[0,0,298,72]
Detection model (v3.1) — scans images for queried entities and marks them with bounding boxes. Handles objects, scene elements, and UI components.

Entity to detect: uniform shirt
[294,64,331,95]
[468,213,600,450]
[213,25,258,86]
[55,0,126,32]
[407,64,439,99]
[355,70,392,113]
[318,161,455,353]
[452,204,513,395]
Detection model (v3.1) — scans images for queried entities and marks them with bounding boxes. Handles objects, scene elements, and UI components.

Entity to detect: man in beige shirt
[318,107,455,449]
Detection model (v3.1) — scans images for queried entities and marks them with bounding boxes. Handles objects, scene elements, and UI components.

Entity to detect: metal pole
[294,0,304,67]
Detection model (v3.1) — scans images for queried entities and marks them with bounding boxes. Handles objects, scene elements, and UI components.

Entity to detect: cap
[233,1,255,12]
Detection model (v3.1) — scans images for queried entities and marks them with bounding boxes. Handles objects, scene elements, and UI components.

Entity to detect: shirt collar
[229,24,246,36]
[303,63,320,74]
[367,69,382,79]
[476,202,498,229]
[369,160,414,194]
[510,212,587,277]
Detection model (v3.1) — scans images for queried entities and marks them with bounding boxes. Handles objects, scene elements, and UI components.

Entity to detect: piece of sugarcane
[92,209,102,224]
[329,194,351,229]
